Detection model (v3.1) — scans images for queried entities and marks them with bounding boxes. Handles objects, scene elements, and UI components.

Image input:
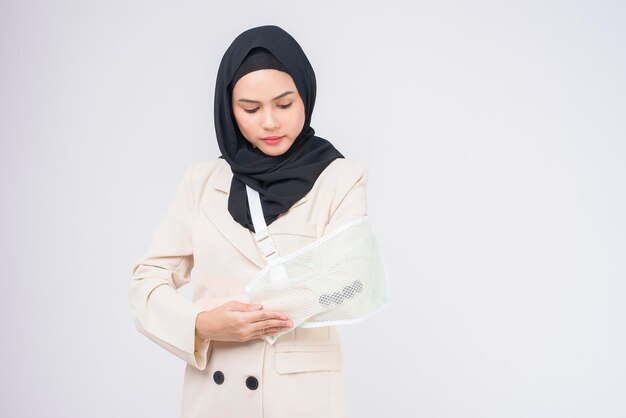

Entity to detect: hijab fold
[214,25,343,232]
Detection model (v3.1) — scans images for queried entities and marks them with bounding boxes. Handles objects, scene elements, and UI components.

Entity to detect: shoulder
[325,158,367,175]
[323,158,369,190]
[319,159,369,228]
[187,158,228,179]
[317,158,369,214]
[179,158,229,202]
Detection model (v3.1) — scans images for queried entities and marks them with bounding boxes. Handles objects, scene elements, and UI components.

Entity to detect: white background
[2,1,625,417]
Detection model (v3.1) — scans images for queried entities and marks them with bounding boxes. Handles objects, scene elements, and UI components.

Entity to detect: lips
[262,135,284,145]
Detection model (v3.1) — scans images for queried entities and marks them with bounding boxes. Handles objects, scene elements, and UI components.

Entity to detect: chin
[257,144,292,157]
[260,148,287,157]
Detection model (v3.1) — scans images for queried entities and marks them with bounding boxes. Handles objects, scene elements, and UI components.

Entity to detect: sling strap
[246,185,280,261]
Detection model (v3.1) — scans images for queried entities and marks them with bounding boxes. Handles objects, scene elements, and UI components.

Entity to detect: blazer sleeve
[323,160,369,236]
[128,163,212,370]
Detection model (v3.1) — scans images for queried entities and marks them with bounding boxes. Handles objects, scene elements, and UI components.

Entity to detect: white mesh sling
[244,185,390,344]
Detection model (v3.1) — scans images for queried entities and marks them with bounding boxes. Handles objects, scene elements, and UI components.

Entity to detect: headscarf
[230,47,288,90]
[214,25,344,232]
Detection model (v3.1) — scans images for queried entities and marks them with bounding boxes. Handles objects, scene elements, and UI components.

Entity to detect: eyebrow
[237,90,295,103]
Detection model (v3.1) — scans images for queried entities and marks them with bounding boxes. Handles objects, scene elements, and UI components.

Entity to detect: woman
[129,25,369,418]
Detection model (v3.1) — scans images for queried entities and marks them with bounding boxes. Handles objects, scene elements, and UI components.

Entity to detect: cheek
[288,102,306,130]
[233,111,253,132]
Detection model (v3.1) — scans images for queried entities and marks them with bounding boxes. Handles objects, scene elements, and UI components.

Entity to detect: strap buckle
[254,230,278,259]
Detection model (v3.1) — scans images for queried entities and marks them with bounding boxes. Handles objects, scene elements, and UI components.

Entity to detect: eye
[243,108,259,114]
[278,102,293,109]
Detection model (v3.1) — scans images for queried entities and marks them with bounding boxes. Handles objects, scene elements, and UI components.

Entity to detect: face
[231,69,306,157]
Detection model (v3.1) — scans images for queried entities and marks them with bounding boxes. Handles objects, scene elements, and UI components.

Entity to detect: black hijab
[214,25,344,232]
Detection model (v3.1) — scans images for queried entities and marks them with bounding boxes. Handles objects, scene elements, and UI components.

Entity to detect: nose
[261,108,279,130]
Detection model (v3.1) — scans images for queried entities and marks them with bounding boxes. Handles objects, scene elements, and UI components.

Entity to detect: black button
[213,371,224,385]
[245,376,259,390]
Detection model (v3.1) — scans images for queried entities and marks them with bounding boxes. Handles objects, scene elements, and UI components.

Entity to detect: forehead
[231,69,297,96]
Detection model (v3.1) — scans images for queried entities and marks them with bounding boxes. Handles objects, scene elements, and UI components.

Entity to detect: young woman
[129,25,369,418]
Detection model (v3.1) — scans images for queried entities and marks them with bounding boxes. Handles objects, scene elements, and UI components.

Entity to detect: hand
[195,300,293,342]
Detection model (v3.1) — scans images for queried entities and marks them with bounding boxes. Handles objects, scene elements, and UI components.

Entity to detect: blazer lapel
[199,160,313,268]
[199,162,267,269]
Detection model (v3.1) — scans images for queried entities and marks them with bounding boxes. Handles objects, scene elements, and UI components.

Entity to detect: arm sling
[244,185,391,344]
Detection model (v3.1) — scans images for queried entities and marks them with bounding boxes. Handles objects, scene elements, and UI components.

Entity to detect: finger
[253,325,292,340]
[264,326,292,336]
[253,319,293,332]
[247,310,289,322]
[228,301,263,312]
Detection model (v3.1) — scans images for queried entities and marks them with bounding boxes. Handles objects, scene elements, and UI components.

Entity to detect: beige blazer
[129,157,368,418]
